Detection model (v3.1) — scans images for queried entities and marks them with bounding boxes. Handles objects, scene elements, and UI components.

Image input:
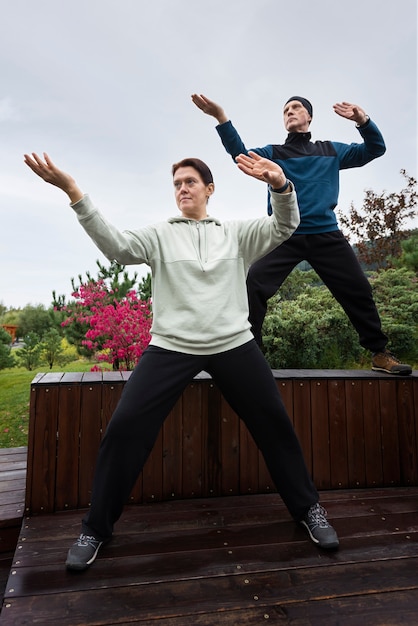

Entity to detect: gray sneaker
[66,533,104,571]
[300,503,339,549]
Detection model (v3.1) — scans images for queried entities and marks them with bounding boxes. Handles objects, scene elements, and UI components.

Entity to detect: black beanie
[284,96,313,119]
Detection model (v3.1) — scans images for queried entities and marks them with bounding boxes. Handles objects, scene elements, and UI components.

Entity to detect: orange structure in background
[1,324,18,343]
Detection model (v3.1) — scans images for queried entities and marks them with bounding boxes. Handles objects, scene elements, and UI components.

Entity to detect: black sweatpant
[82,341,318,540]
[247,230,388,352]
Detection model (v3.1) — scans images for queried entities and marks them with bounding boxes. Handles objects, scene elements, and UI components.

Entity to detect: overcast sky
[1,0,417,309]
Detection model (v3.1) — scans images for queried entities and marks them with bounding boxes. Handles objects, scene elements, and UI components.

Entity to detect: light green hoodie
[71,190,299,354]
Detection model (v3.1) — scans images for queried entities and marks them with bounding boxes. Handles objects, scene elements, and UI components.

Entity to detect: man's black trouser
[247,230,388,351]
[82,341,318,540]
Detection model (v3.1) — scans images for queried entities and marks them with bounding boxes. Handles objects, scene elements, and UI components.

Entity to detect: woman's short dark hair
[172,158,214,186]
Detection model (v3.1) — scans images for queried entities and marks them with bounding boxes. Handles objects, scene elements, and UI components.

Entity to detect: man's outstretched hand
[333,102,368,126]
[191,94,228,125]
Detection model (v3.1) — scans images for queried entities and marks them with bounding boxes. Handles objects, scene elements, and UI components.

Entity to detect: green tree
[95,259,138,298]
[17,304,55,339]
[42,328,64,369]
[138,272,152,301]
[15,332,42,371]
[0,308,21,327]
[338,170,417,269]
[394,230,418,272]
[0,327,15,370]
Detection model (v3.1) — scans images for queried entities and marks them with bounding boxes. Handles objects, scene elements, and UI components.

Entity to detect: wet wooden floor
[1,486,417,625]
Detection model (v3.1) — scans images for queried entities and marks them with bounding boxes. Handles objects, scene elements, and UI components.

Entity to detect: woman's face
[173,166,214,220]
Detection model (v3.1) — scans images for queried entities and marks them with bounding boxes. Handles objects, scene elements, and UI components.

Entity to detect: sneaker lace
[308,503,329,528]
[76,534,98,547]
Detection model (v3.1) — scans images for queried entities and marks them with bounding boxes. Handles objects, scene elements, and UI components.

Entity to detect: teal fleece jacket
[217,118,386,233]
[71,190,299,354]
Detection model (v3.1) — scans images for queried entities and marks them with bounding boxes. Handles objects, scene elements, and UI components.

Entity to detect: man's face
[283,100,312,132]
[173,166,214,219]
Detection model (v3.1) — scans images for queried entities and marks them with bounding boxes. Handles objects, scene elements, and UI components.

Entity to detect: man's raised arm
[191,94,229,125]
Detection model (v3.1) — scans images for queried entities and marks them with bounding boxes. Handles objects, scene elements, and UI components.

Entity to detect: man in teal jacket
[192,94,412,375]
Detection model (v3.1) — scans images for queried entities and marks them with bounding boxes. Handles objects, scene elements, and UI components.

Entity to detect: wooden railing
[25,369,418,515]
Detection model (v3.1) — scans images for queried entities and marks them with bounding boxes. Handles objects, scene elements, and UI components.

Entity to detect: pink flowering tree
[60,279,152,370]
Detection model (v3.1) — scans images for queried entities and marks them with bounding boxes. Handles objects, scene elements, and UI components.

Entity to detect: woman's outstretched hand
[24,152,84,203]
[235,151,288,190]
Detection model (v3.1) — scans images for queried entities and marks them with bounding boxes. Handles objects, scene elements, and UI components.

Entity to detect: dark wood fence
[25,369,418,515]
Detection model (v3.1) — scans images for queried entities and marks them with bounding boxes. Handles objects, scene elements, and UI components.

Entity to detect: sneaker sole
[372,366,412,375]
[300,520,340,550]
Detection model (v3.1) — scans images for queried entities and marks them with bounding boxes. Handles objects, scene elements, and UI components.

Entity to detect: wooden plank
[54,381,81,511]
[78,381,103,508]
[220,395,240,497]
[0,461,26,474]
[128,465,143,505]
[380,379,401,485]
[25,383,60,514]
[345,380,366,487]
[292,379,312,473]
[257,450,274,494]
[99,374,124,432]
[362,379,383,487]
[255,380,294,497]
[162,399,183,501]
[0,490,25,507]
[202,382,222,497]
[24,387,38,516]
[3,594,417,626]
[277,379,294,423]
[239,420,259,495]
[0,448,27,461]
[182,381,203,498]
[0,448,26,554]
[397,378,418,485]
[142,428,164,503]
[328,379,349,488]
[311,379,330,488]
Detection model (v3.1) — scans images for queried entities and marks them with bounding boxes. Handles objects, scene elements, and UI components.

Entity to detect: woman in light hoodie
[24,149,339,571]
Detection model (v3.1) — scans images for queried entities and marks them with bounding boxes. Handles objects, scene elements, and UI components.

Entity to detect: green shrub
[262,268,417,368]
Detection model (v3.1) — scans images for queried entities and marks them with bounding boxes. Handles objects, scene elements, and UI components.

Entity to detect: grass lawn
[0,361,108,448]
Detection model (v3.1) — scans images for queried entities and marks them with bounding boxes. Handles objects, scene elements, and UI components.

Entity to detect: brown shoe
[372,351,412,375]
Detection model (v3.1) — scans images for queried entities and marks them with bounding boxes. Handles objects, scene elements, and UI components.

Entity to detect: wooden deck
[1,370,417,623]
[1,487,418,624]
